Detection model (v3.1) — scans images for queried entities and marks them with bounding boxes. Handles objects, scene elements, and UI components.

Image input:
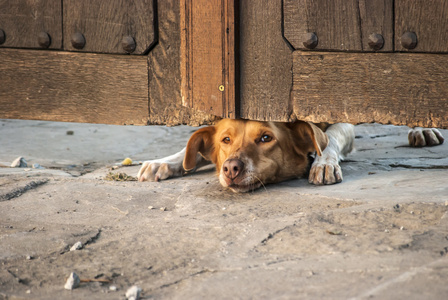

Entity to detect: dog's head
[183,119,328,192]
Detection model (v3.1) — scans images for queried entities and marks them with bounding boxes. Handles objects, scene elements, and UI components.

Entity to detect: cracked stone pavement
[0,119,447,299]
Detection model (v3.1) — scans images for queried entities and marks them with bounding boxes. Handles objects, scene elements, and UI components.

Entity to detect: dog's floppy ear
[290,121,329,156]
[183,126,216,171]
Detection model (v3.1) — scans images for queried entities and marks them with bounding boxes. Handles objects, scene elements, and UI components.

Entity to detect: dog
[137,119,444,193]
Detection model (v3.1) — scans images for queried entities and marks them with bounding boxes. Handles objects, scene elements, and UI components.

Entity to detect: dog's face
[183,119,328,192]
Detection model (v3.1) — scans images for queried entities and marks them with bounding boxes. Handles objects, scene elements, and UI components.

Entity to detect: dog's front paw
[137,161,183,182]
[308,159,343,185]
[408,128,444,147]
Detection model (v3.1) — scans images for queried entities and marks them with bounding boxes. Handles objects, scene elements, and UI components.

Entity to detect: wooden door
[1,0,447,128]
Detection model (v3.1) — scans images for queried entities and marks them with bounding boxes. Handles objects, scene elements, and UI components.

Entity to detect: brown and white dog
[137,119,444,193]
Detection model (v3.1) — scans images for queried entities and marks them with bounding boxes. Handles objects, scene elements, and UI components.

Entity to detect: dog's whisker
[253,175,268,193]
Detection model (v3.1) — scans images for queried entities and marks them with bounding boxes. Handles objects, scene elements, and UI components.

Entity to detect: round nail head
[368,33,384,50]
[71,32,86,49]
[401,32,417,50]
[38,32,51,48]
[122,36,136,53]
[303,32,318,49]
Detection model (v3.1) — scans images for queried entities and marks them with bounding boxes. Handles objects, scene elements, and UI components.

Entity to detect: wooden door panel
[292,52,448,128]
[148,0,218,126]
[283,0,393,52]
[239,0,293,121]
[63,0,156,54]
[395,0,448,53]
[0,49,149,125]
[0,0,62,49]
[180,0,237,119]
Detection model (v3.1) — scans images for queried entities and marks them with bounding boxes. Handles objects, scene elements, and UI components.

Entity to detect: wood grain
[63,0,155,54]
[0,49,149,125]
[0,0,62,49]
[239,0,293,121]
[283,0,393,52]
[292,51,448,128]
[148,0,218,126]
[180,0,237,118]
[358,0,393,51]
[395,0,448,53]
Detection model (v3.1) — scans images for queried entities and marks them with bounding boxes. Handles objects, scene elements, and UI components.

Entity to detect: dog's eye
[222,137,231,144]
[260,135,272,143]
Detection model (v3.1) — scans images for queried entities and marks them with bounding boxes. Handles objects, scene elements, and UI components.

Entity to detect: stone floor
[0,119,447,299]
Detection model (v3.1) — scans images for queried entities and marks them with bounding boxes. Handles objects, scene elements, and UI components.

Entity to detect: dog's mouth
[227,179,263,193]
[228,182,262,193]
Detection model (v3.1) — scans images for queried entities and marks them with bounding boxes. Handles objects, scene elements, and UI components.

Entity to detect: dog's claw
[408,128,444,147]
[309,161,343,185]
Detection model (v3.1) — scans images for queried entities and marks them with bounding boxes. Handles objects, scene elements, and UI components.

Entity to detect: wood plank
[0,0,62,49]
[395,0,448,53]
[148,0,218,126]
[284,0,361,51]
[292,52,448,129]
[180,0,237,118]
[239,0,293,121]
[0,48,149,125]
[284,0,393,52]
[63,0,155,54]
[358,0,393,51]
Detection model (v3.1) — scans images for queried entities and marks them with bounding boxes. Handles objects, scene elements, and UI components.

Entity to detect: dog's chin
[227,181,262,193]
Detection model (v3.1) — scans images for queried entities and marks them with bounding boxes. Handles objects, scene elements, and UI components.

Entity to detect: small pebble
[64,272,80,290]
[66,130,74,135]
[109,285,117,291]
[400,226,405,230]
[160,207,167,211]
[26,290,31,294]
[125,285,142,300]
[26,255,33,260]
[11,156,27,168]
[70,241,83,251]
[148,206,154,210]
[32,163,45,169]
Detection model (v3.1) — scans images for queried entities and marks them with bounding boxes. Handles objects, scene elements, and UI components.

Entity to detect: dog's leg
[137,148,210,182]
[309,123,355,185]
[408,128,444,147]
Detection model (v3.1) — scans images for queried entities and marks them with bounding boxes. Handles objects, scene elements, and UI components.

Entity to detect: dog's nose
[223,159,244,180]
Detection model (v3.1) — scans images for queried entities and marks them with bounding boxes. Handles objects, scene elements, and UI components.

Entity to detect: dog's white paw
[309,162,343,185]
[137,161,183,182]
[308,156,343,185]
[408,128,444,147]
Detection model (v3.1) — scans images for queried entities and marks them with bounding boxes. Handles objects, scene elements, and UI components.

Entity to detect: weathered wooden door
[1,0,447,128]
